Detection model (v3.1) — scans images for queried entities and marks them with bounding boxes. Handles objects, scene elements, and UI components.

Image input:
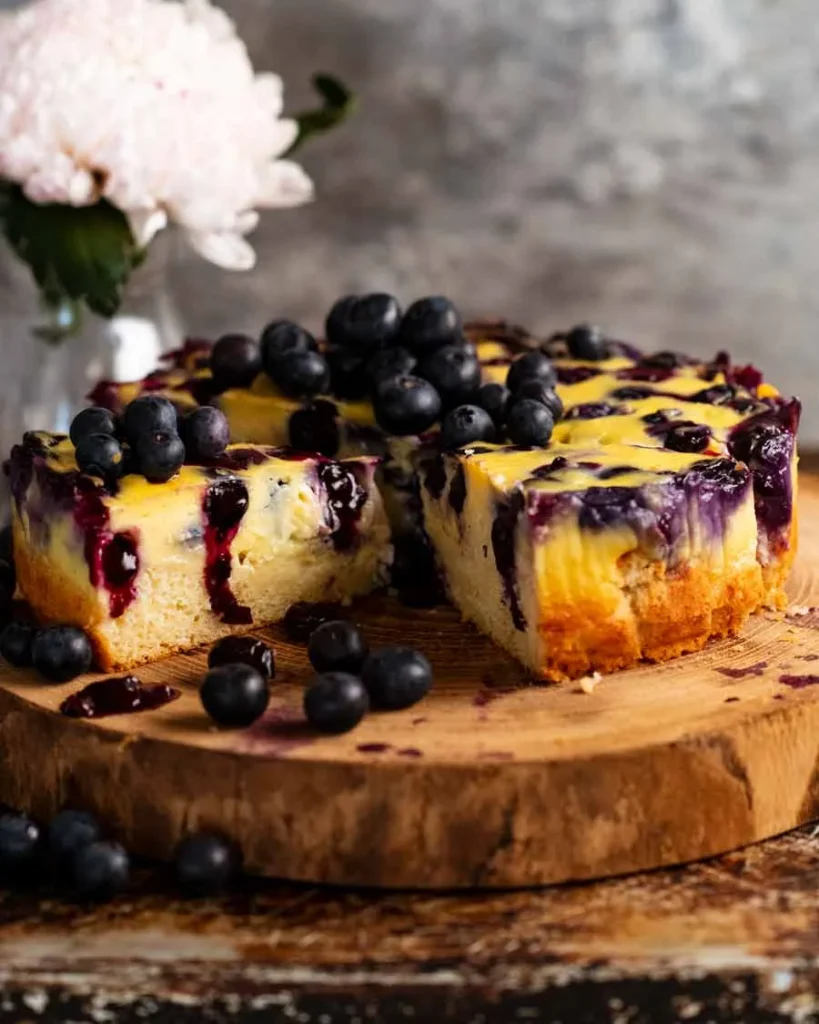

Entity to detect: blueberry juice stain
[202,477,252,625]
[316,462,368,551]
[60,675,179,718]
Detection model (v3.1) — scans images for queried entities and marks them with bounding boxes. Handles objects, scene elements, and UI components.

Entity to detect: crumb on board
[578,672,602,695]
[788,605,814,617]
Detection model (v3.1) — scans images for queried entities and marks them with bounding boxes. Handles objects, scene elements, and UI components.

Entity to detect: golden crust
[530,556,768,682]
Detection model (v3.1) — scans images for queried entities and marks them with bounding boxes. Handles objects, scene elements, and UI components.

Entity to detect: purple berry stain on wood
[716,661,767,679]
[779,674,819,689]
[357,743,391,754]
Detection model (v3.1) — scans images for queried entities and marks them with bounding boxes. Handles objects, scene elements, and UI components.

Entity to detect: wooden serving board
[2,481,819,891]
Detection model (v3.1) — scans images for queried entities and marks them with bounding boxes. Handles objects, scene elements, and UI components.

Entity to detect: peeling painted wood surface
[0,824,818,1021]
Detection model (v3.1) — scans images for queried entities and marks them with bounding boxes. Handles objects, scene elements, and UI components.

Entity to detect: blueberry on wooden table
[362,648,434,711]
[304,672,369,734]
[0,622,35,668]
[200,663,270,728]
[308,621,369,674]
[31,626,93,682]
[72,840,130,901]
[174,832,241,896]
[0,811,40,876]
[208,636,275,681]
[48,809,101,866]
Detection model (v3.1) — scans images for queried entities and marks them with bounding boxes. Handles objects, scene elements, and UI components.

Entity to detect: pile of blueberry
[70,395,231,485]
[0,804,240,902]
[207,294,607,450]
[439,323,608,451]
[200,622,433,735]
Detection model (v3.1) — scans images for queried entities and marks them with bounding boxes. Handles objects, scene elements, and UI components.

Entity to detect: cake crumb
[788,605,814,617]
[578,672,602,695]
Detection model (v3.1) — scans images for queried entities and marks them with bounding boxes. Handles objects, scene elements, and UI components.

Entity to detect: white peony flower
[0,0,314,271]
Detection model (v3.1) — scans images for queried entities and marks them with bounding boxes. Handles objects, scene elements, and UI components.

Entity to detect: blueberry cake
[86,298,799,680]
[8,432,389,671]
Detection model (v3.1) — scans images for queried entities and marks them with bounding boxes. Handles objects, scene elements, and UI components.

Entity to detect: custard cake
[8,433,390,670]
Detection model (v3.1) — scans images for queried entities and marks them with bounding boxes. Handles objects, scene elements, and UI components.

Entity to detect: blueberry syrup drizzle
[491,490,526,631]
[201,478,252,625]
[316,462,368,552]
[555,366,601,386]
[60,675,180,719]
[564,402,624,420]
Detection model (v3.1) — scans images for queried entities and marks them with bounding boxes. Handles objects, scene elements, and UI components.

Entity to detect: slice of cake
[8,432,390,670]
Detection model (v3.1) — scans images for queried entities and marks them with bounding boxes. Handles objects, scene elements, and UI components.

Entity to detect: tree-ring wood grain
[2,480,819,889]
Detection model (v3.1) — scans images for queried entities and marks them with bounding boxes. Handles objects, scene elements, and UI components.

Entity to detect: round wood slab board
[2,481,819,890]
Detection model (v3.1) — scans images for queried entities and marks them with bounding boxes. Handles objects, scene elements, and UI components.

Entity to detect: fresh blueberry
[440,404,496,451]
[476,382,511,427]
[368,347,417,391]
[73,840,130,901]
[31,626,93,682]
[48,809,101,865]
[288,404,340,457]
[373,375,442,435]
[0,811,40,875]
[183,407,230,462]
[304,672,369,734]
[70,406,117,446]
[200,663,269,728]
[75,433,124,481]
[505,399,555,447]
[361,647,433,711]
[174,832,240,896]
[326,293,402,353]
[514,379,564,421]
[136,430,186,483]
[283,602,343,643]
[665,423,711,453]
[308,620,369,674]
[0,525,11,566]
[0,622,35,668]
[565,324,608,361]
[208,636,275,680]
[326,347,370,401]
[271,350,330,399]
[398,296,463,355]
[123,395,178,444]
[506,351,557,393]
[417,344,481,408]
[260,320,317,376]
[210,333,261,390]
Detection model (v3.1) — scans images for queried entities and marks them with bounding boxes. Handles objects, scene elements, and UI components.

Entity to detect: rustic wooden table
[0,823,817,1023]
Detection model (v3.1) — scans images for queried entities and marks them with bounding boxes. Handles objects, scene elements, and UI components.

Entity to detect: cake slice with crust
[9,432,390,670]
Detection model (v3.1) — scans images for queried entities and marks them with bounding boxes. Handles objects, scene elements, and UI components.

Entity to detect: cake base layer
[0,473,817,889]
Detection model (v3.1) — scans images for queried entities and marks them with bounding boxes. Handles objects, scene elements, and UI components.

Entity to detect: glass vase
[0,233,184,466]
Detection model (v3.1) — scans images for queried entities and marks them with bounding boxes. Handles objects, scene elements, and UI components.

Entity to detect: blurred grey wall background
[3,0,819,437]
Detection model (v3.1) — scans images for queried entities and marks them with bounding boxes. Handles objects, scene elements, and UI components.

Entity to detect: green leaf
[287,73,356,154]
[0,185,142,319]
